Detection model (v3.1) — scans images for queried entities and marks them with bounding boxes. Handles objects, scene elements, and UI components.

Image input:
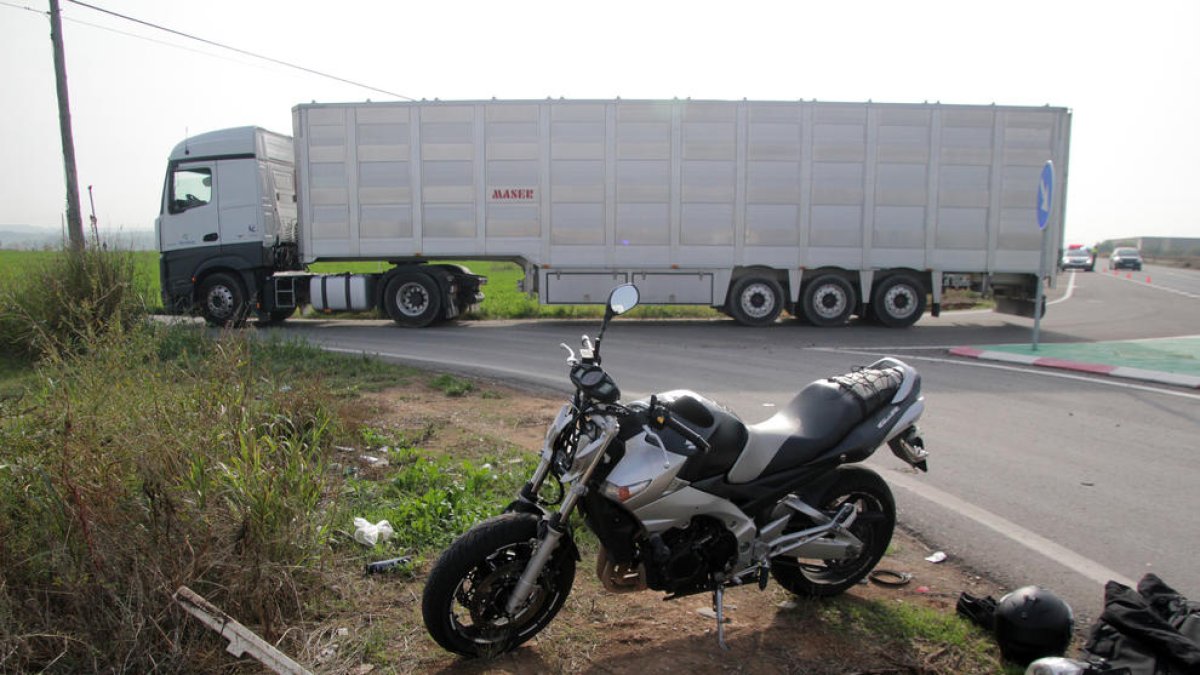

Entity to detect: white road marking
[1124,334,1200,343]
[1100,269,1200,299]
[1048,269,1078,305]
[884,470,1135,588]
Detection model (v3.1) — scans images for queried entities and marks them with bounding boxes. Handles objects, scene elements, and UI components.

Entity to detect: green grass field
[0,248,161,306]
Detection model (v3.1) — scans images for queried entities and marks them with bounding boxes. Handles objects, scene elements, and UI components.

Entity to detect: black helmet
[993,586,1074,665]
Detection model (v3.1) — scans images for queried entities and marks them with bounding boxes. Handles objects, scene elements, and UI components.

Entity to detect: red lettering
[490,188,535,200]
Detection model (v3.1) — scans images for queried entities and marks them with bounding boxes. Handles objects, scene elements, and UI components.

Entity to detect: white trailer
[156,98,1071,327]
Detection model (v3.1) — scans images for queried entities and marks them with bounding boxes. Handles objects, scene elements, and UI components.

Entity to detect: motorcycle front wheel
[422,513,576,656]
[771,466,895,597]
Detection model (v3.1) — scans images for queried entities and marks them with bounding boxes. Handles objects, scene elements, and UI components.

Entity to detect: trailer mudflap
[993,296,1045,319]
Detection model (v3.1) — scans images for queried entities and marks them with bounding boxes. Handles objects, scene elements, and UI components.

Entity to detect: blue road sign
[1037,160,1054,230]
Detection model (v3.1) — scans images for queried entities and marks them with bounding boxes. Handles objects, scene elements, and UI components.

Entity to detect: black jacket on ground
[1082,574,1200,675]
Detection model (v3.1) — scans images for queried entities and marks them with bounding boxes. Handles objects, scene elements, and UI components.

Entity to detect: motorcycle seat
[727,366,904,483]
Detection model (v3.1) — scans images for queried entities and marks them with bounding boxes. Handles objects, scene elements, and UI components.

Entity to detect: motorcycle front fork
[505,417,617,615]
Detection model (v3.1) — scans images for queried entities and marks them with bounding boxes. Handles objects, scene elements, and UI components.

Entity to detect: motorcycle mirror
[607,284,639,317]
[596,284,639,351]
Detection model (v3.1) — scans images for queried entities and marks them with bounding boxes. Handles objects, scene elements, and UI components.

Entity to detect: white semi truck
[156,98,1071,328]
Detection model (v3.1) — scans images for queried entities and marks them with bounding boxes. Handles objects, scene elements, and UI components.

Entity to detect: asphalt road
[276,264,1200,624]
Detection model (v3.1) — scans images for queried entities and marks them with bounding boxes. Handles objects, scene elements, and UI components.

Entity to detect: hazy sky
[2,0,1197,246]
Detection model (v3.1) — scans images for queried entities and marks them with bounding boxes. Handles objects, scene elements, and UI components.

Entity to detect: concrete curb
[948,347,1200,389]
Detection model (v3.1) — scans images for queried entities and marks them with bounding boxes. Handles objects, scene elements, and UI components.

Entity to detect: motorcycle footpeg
[888,428,929,472]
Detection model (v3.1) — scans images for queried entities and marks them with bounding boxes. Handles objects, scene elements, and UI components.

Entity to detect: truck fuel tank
[310,274,376,312]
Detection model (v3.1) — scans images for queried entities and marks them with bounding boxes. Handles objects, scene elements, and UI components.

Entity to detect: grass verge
[0,322,410,672]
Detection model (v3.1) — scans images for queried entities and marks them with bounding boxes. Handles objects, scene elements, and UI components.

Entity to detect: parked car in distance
[1110,247,1144,271]
[1060,248,1095,271]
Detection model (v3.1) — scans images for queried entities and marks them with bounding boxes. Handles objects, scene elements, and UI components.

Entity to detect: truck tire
[383,272,442,327]
[870,273,926,328]
[728,276,783,326]
[801,274,856,327]
[197,272,249,327]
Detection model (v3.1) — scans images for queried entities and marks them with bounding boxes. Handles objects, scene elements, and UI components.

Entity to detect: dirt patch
[314,379,1015,674]
[354,378,554,460]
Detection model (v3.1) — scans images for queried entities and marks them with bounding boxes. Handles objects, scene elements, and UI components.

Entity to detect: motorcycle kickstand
[711,583,730,651]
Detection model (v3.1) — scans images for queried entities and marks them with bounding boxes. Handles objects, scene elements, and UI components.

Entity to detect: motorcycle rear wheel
[771,466,895,597]
[422,513,576,656]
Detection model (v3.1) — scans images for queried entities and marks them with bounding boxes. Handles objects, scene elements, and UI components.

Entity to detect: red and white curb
[948,347,1200,389]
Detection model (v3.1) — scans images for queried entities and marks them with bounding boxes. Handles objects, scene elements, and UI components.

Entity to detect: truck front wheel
[197,273,248,327]
[384,272,442,327]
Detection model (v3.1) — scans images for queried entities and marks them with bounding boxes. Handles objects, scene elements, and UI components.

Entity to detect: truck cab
[155,127,297,323]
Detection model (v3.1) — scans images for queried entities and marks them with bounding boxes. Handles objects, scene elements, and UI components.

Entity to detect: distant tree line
[1094,236,1200,257]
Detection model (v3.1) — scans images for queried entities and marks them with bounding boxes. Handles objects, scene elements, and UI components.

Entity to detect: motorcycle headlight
[552,413,618,483]
[560,431,598,481]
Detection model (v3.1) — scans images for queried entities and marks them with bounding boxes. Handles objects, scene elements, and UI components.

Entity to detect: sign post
[1031,160,1053,351]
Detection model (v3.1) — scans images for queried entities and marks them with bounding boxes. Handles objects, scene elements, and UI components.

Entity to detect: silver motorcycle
[422,284,930,655]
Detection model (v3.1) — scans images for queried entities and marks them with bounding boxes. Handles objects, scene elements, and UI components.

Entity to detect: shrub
[0,324,338,672]
[0,246,149,362]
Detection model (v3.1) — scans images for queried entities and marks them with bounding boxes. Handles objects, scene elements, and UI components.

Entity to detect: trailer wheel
[870,273,926,328]
[801,274,856,327]
[384,272,442,327]
[197,272,248,327]
[728,276,784,326]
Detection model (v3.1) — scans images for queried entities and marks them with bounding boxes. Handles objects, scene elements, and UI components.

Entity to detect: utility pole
[49,0,85,250]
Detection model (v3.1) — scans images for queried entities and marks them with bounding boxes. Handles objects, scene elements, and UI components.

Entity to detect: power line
[63,0,416,101]
[0,0,43,15]
[1,0,335,78]
[64,14,295,71]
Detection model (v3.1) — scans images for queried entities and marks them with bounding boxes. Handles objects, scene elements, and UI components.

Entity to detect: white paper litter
[353,518,395,547]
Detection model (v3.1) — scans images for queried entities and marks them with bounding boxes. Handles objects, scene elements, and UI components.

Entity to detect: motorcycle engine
[645,516,738,596]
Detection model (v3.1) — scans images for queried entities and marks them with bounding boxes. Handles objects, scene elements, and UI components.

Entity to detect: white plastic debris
[1025,657,1090,675]
[924,551,948,563]
[353,518,395,547]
